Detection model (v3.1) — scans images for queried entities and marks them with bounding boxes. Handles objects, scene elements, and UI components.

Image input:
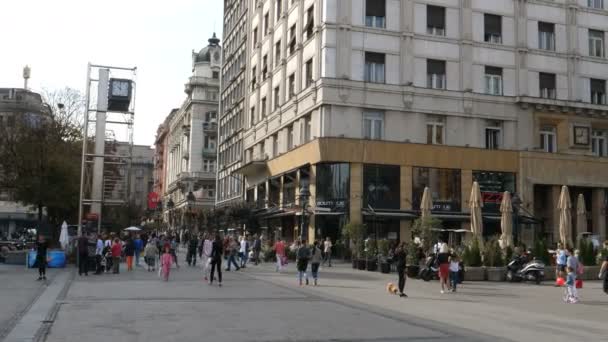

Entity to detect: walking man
[296,240,311,286]
[77,234,90,276]
[322,237,333,267]
[134,234,143,267]
[225,236,240,271]
[252,234,262,265]
[187,235,199,267]
[274,237,286,272]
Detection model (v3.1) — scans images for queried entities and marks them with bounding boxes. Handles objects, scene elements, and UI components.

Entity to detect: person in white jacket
[202,233,213,281]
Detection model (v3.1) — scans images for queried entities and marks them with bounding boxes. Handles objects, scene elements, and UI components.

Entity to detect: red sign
[148,192,160,209]
[482,192,503,204]
[85,213,99,220]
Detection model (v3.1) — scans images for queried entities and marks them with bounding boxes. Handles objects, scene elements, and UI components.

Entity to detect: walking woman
[437,244,450,294]
[209,234,223,287]
[35,235,48,281]
[310,241,322,286]
[394,242,408,297]
[124,237,135,271]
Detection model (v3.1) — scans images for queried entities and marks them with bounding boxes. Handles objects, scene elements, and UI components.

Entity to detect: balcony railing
[203,122,217,133]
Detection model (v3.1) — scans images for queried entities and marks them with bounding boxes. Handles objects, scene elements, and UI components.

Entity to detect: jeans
[95,255,103,274]
[187,249,197,266]
[36,256,46,277]
[322,251,332,266]
[226,254,240,271]
[276,254,284,272]
[239,251,248,267]
[297,259,309,284]
[311,262,320,280]
[135,251,141,267]
[210,259,222,283]
[78,254,89,275]
[450,271,459,291]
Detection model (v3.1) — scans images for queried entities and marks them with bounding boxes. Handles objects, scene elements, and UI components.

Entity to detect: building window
[287,125,294,149]
[203,159,216,172]
[413,167,461,212]
[540,126,556,153]
[427,59,446,89]
[250,106,256,126]
[204,136,216,149]
[539,72,556,99]
[288,73,295,99]
[289,24,297,55]
[272,134,279,157]
[262,55,268,80]
[591,78,606,104]
[484,14,502,44]
[304,5,314,40]
[264,12,269,36]
[426,117,444,145]
[251,66,257,90]
[589,0,604,9]
[592,130,607,156]
[365,0,386,28]
[589,29,605,58]
[212,71,219,79]
[253,27,258,45]
[484,66,503,95]
[305,59,313,87]
[275,41,281,67]
[363,111,383,140]
[485,124,501,150]
[303,115,312,142]
[276,0,282,21]
[426,5,445,36]
[261,97,267,118]
[538,22,555,51]
[364,52,385,84]
[363,164,400,209]
[274,86,280,110]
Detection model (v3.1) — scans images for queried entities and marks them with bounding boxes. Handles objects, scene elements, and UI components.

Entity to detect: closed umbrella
[420,186,433,219]
[576,194,587,235]
[469,182,484,239]
[59,221,69,250]
[499,191,513,249]
[557,185,572,247]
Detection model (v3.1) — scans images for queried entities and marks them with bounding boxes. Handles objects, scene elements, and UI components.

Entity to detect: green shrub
[342,222,366,259]
[463,237,482,267]
[504,245,514,262]
[577,238,596,266]
[365,239,378,260]
[411,217,442,254]
[483,237,504,267]
[532,239,550,264]
[377,239,390,259]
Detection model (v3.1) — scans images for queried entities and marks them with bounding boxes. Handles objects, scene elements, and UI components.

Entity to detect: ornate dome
[194,33,221,63]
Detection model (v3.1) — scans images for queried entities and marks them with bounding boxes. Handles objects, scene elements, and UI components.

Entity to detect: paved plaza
[1,256,607,342]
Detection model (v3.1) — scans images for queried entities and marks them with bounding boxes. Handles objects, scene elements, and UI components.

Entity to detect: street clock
[108,78,132,112]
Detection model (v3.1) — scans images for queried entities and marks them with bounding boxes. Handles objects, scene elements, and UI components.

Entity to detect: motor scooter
[506,252,545,284]
[419,254,438,281]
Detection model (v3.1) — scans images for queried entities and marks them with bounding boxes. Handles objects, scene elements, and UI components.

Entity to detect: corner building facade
[223,0,608,245]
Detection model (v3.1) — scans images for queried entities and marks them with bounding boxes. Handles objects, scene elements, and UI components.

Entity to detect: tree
[0,88,84,239]
[411,217,442,254]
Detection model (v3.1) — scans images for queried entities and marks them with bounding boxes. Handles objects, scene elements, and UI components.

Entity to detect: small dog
[386,282,398,295]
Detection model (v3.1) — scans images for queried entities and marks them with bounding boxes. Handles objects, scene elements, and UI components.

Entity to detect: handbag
[575,279,583,289]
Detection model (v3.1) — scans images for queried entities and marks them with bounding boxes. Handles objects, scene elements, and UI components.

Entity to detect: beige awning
[576,193,587,236]
[469,181,484,238]
[557,185,572,247]
[499,191,513,248]
[420,186,433,219]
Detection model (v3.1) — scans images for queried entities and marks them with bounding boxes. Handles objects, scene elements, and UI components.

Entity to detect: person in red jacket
[111,238,122,274]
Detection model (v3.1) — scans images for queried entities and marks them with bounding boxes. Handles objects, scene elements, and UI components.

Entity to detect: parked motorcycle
[419,254,438,281]
[506,253,545,284]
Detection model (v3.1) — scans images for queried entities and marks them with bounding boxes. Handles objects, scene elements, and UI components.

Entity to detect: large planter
[486,267,506,281]
[464,266,486,281]
[357,259,366,270]
[4,251,27,265]
[581,266,601,281]
[406,265,419,278]
[366,260,378,272]
[380,262,391,274]
[544,266,557,281]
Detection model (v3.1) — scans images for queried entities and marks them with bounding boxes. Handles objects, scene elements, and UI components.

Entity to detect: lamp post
[186,191,196,234]
[512,193,522,246]
[166,198,174,232]
[298,186,311,242]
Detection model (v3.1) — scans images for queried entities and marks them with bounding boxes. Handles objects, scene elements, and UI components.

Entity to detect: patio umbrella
[557,185,572,247]
[576,194,587,235]
[499,191,513,249]
[59,221,69,250]
[469,182,484,239]
[124,226,142,232]
[420,186,433,219]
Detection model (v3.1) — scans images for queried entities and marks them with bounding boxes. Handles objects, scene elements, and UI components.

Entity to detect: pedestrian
[35,235,48,281]
[77,234,90,276]
[239,235,249,268]
[134,234,143,267]
[187,235,199,267]
[209,234,223,287]
[252,234,262,265]
[322,237,332,267]
[124,237,135,271]
[170,237,180,268]
[437,244,450,294]
[160,246,173,281]
[295,239,311,286]
[564,266,578,303]
[310,241,322,286]
[393,242,408,297]
[225,236,240,271]
[449,254,460,292]
[111,238,122,274]
[555,242,567,282]
[144,240,158,272]
[599,241,608,294]
[274,237,286,272]
[104,234,114,273]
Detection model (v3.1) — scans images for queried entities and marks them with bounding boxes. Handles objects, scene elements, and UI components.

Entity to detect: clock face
[111,80,130,97]
[574,126,589,145]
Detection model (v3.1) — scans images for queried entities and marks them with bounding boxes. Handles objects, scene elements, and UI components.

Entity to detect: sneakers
[440,290,445,294]
[314,279,318,286]
[42,276,46,280]
[399,293,408,298]
[218,282,222,287]
[37,276,42,281]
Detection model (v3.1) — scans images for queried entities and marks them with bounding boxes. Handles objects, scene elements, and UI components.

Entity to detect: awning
[314,211,346,216]
[234,160,267,176]
[362,209,418,219]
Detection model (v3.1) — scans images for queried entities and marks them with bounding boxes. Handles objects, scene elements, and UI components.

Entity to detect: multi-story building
[162,34,221,228]
[224,0,608,245]
[153,112,173,198]
[0,88,50,237]
[217,0,248,207]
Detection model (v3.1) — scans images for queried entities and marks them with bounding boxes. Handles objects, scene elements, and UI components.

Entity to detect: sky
[0,0,223,146]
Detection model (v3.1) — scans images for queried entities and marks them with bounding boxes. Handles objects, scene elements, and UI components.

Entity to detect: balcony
[202,148,216,157]
[203,122,218,133]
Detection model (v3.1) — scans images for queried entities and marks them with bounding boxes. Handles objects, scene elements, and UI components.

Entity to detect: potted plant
[378,239,391,273]
[342,222,366,270]
[483,236,505,281]
[406,242,421,277]
[365,238,378,271]
[463,237,485,281]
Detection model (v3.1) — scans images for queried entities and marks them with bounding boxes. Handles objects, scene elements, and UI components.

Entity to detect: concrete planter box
[486,267,506,281]
[4,251,27,265]
[544,266,557,281]
[581,266,601,281]
[464,266,486,281]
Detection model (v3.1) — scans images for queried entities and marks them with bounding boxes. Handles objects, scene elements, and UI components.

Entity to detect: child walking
[449,254,460,292]
[564,267,578,304]
[160,246,173,281]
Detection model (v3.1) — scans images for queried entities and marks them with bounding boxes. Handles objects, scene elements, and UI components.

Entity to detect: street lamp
[512,193,522,246]
[186,191,197,233]
[299,186,311,241]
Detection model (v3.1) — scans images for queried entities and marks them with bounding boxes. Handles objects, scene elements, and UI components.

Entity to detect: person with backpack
[295,239,311,286]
